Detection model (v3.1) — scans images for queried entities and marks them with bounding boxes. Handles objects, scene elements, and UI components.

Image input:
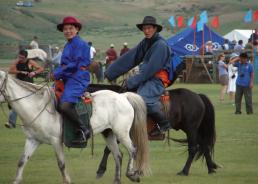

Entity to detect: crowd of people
[217,34,256,115]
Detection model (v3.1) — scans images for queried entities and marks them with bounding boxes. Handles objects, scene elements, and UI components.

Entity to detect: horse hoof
[215,163,223,169]
[13,179,22,184]
[113,179,121,184]
[126,172,140,182]
[96,172,104,179]
[177,171,188,176]
[96,168,106,179]
[208,169,216,174]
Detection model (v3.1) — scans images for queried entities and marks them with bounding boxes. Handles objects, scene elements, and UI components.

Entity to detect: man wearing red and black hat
[53,16,91,143]
[105,16,172,136]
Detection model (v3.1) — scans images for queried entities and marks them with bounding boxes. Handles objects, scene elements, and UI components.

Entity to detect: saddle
[54,80,92,148]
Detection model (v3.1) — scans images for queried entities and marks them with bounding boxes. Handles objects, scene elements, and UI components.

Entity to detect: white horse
[0,71,150,184]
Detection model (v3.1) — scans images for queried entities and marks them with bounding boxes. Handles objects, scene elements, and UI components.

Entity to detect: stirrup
[149,125,162,137]
[72,130,87,144]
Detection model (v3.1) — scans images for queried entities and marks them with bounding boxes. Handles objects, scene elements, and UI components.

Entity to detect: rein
[0,72,53,126]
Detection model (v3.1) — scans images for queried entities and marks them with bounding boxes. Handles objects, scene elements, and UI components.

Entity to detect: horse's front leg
[52,140,71,184]
[13,138,39,184]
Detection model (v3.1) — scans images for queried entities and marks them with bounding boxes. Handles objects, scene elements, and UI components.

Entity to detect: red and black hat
[57,16,82,32]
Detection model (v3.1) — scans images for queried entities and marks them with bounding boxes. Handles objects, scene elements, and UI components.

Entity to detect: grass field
[0,83,257,184]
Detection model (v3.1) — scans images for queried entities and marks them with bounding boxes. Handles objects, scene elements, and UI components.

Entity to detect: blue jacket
[105,33,171,89]
[106,33,171,113]
[234,61,254,87]
[54,35,91,103]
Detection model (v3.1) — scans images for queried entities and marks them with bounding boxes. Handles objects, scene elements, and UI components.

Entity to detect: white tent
[224,29,253,45]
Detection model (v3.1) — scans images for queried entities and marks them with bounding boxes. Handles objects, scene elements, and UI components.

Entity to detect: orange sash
[155,70,171,87]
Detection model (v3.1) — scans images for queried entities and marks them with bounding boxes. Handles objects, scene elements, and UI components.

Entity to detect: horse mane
[10,75,50,93]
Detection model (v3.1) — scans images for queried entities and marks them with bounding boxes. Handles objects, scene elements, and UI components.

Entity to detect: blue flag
[200,10,208,23]
[244,9,252,23]
[187,16,194,27]
[197,20,204,32]
[168,16,176,27]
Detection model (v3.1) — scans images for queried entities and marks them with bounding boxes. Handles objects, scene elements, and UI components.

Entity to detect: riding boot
[149,111,170,136]
[60,102,91,143]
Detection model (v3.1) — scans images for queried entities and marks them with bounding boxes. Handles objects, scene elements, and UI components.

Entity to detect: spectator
[234,40,244,55]
[52,47,62,69]
[227,53,239,105]
[229,40,237,50]
[222,39,230,50]
[232,52,254,114]
[88,41,96,61]
[217,53,228,101]
[120,42,130,56]
[105,44,117,84]
[29,36,39,49]
[249,27,258,45]
[245,39,253,61]
[105,43,117,68]
[254,40,258,84]
[5,50,44,128]
[200,40,213,55]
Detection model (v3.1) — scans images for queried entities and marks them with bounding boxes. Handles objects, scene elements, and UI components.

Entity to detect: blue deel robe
[54,35,91,103]
[105,33,171,114]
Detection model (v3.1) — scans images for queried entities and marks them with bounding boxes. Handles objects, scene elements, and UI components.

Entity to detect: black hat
[239,52,248,58]
[136,16,162,32]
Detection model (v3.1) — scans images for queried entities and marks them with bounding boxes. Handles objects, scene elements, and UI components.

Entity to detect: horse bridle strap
[0,73,49,103]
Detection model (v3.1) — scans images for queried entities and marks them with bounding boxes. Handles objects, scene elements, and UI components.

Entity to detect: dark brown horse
[87,84,219,178]
[89,61,104,83]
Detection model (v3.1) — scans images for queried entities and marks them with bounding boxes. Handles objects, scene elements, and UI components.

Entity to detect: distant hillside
[0,0,258,58]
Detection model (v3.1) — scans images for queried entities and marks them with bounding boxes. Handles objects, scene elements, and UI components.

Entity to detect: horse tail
[196,94,216,160]
[124,92,151,176]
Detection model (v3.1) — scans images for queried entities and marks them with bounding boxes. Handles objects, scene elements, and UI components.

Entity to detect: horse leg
[120,136,139,183]
[103,131,123,184]
[177,132,198,176]
[96,146,111,179]
[204,148,219,174]
[13,138,39,184]
[52,141,71,184]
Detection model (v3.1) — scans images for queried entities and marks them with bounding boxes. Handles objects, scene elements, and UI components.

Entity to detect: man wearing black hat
[105,16,172,136]
[231,52,254,114]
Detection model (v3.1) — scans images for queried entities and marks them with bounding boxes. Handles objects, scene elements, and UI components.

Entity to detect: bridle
[0,72,9,102]
[0,72,49,102]
[0,72,53,126]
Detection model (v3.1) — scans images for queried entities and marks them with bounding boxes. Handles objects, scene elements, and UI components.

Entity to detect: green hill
[0,0,258,59]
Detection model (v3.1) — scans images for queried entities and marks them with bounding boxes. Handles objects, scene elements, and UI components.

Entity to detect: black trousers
[235,85,253,113]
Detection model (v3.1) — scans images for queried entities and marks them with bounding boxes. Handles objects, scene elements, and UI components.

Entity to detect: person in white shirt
[29,36,39,49]
[227,53,238,105]
[88,41,96,61]
[223,39,229,50]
